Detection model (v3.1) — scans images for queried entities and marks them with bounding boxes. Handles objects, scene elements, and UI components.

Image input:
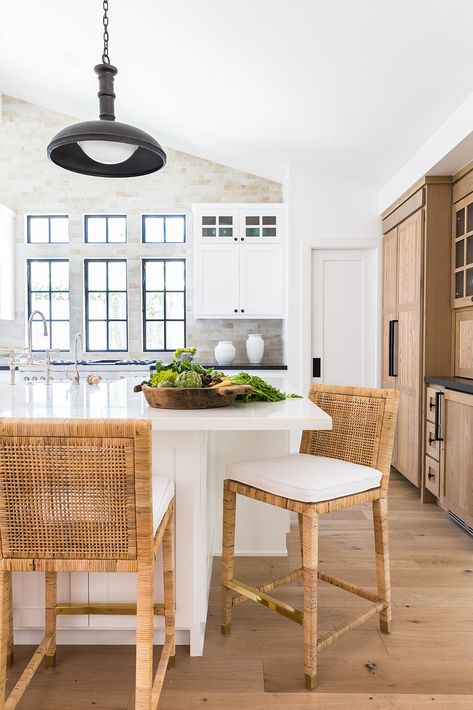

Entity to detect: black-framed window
[84,259,128,351]
[27,259,70,351]
[142,259,186,351]
[27,215,69,243]
[142,214,186,243]
[84,215,127,243]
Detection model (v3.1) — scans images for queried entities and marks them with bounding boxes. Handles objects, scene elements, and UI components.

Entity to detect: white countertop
[0,378,332,432]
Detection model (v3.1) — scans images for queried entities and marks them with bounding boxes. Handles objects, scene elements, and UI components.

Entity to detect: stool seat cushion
[153,477,175,532]
[226,454,382,503]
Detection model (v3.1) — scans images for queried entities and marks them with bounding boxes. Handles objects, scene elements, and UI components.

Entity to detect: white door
[194,244,239,317]
[239,244,285,317]
[311,249,376,386]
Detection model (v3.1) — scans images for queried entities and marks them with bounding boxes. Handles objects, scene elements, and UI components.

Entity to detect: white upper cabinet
[193,203,286,319]
[195,209,240,244]
[0,205,15,320]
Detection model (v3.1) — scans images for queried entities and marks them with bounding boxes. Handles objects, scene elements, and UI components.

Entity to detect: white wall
[284,163,380,391]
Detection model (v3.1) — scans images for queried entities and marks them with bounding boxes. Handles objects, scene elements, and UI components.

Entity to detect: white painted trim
[300,237,382,391]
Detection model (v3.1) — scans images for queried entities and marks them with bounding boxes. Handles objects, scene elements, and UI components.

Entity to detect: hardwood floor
[6,472,473,709]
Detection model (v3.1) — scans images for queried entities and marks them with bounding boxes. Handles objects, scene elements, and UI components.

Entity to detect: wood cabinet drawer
[426,386,439,424]
[425,420,440,461]
[425,455,440,497]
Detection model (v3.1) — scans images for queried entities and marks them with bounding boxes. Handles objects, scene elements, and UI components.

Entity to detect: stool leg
[0,571,11,708]
[302,511,318,690]
[373,497,392,634]
[6,573,13,669]
[298,513,304,565]
[135,567,154,710]
[163,506,176,669]
[221,481,236,636]
[45,572,57,668]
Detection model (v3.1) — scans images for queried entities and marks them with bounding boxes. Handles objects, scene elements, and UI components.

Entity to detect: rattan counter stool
[221,384,399,690]
[0,417,175,710]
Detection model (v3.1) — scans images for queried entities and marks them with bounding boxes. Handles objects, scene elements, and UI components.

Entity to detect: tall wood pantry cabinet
[381,179,452,487]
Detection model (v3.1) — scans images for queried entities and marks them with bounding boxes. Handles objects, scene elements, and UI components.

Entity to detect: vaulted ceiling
[2,0,473,187]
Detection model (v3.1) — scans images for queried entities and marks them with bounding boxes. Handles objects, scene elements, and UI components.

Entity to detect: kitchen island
[0,378,331,655]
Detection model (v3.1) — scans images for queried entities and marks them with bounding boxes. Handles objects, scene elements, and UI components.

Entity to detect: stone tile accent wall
[0,96,284,364]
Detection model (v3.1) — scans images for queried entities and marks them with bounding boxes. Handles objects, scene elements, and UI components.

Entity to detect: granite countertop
[424,375,473,396]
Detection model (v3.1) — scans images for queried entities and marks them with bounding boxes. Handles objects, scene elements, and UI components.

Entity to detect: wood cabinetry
[424,385,473,530]
[454,308,473,378]
[381,181,452,487]
[193,203,286,319]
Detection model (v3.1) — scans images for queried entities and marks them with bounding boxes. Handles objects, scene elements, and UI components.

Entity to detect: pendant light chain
[102,0,110,64]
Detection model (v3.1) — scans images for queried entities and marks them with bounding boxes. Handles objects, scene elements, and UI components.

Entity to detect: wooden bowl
[141,384,252,410]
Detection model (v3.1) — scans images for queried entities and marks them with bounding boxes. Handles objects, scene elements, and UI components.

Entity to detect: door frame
[300,237,382,391]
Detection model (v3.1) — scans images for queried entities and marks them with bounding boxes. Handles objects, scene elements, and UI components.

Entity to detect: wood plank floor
[6,472,473,709]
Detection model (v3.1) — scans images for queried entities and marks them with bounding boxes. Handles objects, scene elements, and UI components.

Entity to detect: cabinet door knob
[234,237,238,242]
[241,309,245,313]
[241,237,245,241]
[428,471,435,480]
[234,309,238,313]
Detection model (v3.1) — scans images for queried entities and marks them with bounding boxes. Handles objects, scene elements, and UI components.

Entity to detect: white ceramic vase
[246,333,265,364]
[214,341,236,366]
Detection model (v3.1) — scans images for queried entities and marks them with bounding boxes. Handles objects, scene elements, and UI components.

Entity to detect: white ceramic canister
[246,333,265,364]
[214,341,236,366]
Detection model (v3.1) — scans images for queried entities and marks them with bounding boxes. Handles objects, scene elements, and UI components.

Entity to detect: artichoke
[175,371,202,388]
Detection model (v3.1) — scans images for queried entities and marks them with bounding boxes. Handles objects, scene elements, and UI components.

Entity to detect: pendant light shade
[47,4,166,178]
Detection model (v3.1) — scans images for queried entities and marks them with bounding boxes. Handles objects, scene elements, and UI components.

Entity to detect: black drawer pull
[428,471,435,480]
[434,391,444,441]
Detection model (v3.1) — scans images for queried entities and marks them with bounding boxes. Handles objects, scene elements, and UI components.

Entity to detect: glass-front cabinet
[453,195,473,307]
[194,205,283,244]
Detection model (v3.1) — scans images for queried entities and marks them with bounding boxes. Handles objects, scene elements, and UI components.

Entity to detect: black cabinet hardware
[428,471,435,480]
[312,357,321,378]
[388,320,398,377]
[434,390,444,441]
[241,309,245,313]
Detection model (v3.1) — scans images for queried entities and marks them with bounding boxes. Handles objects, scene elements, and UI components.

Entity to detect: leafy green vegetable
[230,372,302,402]
[175,371,202,388]
[149,369,177,387]
[157,380,175,388]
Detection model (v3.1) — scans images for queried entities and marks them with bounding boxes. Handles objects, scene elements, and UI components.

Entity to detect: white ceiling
[2,0,473,187]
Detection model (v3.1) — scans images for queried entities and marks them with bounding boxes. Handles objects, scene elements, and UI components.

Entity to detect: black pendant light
[47,1,166,177]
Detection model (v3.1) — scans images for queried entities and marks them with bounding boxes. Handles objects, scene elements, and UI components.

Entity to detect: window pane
[467,267,473,297]
[88,321,107,350]
[467,236,473,265]
[51,322,70,350]
[145,261,164,290]
[219,216,233,225]
[219,227,233,237]
[108,321,127,350]
[262,215,276,225]
[50,261,69,291]
[51,292,69,320]
[29,217,49,243]
[246,228,260,237]
[202,228,216,237]
[86,217,107,243]
[144,216,164,243]
[262,228,276,237]
[31,292,50,319]
[165,216,185,242]
[50,217,69,243]
[108,217,127,243]
[108,261,126,290]
[146,321,164,350]
[30,261,50,291]
[88,292,107,319]
[455,271,464,299]
[146,292,164,319]
[166,292,184,319]
[87,261,107,290]
[456,240,465,269]
[108,292,127,319]
[202,216,216,225]
[166,321,185,350]
[165,261,185,290]
[246,216,259,226]
[31,320,50,350]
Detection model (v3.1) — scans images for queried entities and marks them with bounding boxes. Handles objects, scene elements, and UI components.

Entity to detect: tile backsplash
[0,96,284,364]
